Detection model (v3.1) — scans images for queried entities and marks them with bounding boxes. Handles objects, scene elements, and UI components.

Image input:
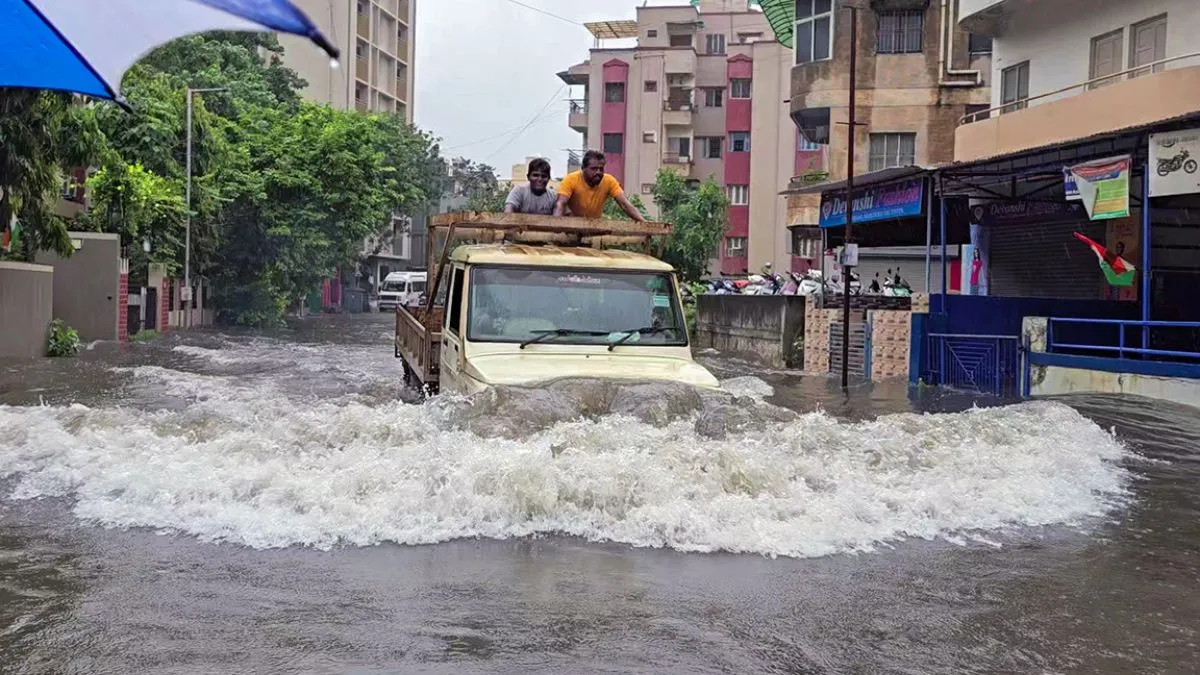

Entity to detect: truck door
[439,266,467,392]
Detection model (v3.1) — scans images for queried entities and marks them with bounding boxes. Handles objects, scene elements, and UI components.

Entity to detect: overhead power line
[499,0,585,27]
[484,84,567,163]
[440,109,563,151]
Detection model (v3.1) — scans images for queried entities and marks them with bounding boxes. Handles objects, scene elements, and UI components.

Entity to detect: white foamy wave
[0,397,1132,557]
[719,376,775,399]
[171,345,246,365]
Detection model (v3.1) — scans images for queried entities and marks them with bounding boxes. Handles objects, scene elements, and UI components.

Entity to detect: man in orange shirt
[554,150,646,221]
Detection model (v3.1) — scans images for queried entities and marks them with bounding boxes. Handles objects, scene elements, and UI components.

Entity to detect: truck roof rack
[430,212,672,240]
[424,212,674,314]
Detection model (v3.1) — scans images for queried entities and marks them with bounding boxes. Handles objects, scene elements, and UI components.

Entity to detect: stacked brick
[870,310,912,381]
[803,304,841,374]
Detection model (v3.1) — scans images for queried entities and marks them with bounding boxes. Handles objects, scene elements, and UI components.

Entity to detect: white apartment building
[281,0,415,119]
[957,0,1200,162]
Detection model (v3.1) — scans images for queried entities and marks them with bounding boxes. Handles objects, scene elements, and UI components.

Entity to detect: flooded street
[1,314,1197,673]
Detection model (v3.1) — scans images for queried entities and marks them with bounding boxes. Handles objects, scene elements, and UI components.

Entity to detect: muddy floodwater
[1,314,1197,673]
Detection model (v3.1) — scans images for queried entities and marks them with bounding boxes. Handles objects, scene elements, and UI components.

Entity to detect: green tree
[602,193,649,220]
[652,170,728,281]
[0,91,103,260]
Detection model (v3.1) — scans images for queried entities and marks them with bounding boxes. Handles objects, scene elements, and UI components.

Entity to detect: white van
[378,271,427,312]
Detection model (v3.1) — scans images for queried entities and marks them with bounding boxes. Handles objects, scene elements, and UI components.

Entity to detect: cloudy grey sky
[414,0,666,179]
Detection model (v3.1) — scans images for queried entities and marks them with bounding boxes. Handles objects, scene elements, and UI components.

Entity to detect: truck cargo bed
[394,305,443,387]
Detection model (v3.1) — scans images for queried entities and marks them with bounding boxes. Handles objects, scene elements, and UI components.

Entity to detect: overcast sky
[414,0,665,178]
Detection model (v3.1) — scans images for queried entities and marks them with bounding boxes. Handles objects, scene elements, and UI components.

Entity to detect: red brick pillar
[160,279,170,333]
[118,272,129,341]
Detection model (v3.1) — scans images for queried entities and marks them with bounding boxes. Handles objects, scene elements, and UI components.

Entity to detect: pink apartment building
[558,0,826,275]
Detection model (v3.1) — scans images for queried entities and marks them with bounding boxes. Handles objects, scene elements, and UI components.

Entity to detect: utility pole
[184,87,228,329]
[839,2,861,388]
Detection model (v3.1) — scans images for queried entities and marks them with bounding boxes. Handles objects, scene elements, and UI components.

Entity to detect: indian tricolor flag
[1074,232,1135,287]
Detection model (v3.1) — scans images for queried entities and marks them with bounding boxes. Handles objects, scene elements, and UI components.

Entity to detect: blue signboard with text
[818,178,925,228]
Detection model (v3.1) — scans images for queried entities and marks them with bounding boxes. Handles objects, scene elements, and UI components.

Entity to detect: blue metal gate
[925,333,1022,397]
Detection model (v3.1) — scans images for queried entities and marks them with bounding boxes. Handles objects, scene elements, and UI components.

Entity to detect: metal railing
[1047,318,1200,361]
[960,51,1200,125]
[568,99,587,115]
[663,152,693,164]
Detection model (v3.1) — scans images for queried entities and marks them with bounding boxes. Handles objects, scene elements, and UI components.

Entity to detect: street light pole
[840,3,861,389]
[184,86,228,329]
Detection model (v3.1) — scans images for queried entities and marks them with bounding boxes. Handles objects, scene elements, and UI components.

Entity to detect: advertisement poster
[1064,155,1131,220]
[962,217,989,296]
[1105,217,1140,301]
[1149,128,1200,197]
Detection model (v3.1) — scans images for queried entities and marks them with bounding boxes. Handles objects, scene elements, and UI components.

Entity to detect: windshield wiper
[519,328,608,349]
[607,326,672,351]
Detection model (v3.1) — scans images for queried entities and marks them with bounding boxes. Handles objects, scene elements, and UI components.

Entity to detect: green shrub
[131,330,159,342]
[46,319,80,357]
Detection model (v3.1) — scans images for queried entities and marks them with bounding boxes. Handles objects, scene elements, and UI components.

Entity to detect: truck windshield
[467,266,687,346]
[381,280,405,292]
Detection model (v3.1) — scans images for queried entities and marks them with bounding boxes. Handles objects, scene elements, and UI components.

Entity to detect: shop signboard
[1149,128,1200,197]
[819,178,924,228]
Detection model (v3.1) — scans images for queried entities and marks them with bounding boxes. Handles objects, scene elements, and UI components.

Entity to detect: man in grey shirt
[504,157,558,215]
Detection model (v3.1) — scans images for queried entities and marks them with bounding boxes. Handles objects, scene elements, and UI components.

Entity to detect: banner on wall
[1104,216,1140,301]
[961,215,989,296]
[1149,128,1200,197]
[1063,155,1131,220]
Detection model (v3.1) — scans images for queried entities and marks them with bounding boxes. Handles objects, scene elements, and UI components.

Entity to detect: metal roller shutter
[987,219,1109,299]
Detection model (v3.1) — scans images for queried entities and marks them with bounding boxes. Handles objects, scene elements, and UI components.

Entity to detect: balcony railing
[663,91,695,111]
[961,51,1200,125]
[568,99,587,114]
[663,152,693,165]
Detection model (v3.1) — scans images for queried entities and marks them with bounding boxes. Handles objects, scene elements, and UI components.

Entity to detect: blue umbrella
[0,0,339,101]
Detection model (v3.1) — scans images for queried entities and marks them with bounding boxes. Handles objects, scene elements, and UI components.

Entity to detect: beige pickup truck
[394,212,720,395]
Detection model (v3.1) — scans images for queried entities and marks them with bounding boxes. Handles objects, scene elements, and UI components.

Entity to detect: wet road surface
[1,314,1197,673]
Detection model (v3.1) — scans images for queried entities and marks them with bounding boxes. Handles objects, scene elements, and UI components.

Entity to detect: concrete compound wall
[35,232,122,342]
[0,262,54,359]
[694,295,806,368]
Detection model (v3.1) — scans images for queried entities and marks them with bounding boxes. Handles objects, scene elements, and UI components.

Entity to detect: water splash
[0,364,1133,557]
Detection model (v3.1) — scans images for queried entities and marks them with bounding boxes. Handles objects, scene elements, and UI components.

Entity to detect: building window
[727,185,748,205]
[701,136,723,159]
[964,104,990,123]
[726,237,747,257]
[738,32,764,44]
[1089,29,1124,89]
[730,78,752,99]
[790,231,818,258]
[795,0,834,65]
[968,33,992,55]
[868,132,916,171]
[643,131,657,143]
[797,130,821,151]
[602,133,624,154]
[876,10,924,54]
[647,29,658,38]
[704,87,724,107]
[729,132,750,153]
[642,183,655,194]
[645,80,658,92]
[1130,14,1168,78]
[604,82,626,103]
[669,33,693,48]
[1000,61,1029,113]
[706,33,727,55]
